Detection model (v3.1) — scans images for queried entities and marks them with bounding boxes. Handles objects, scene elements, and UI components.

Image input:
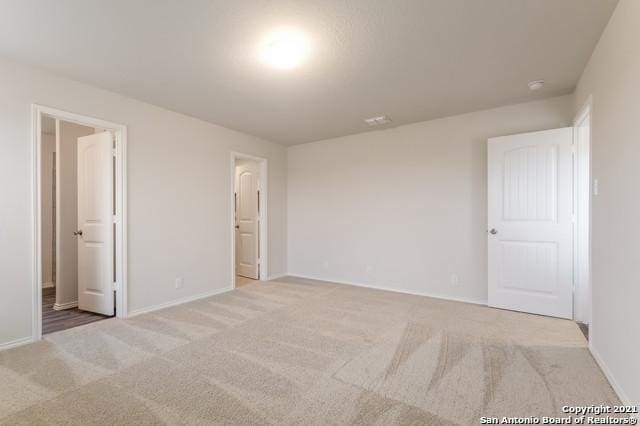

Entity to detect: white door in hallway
[235,161,259,280]
[487,127,573,319]
[77,131,114,315]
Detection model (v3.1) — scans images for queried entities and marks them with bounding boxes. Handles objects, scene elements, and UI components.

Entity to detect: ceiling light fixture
[528,80,545,91]
[364,116,392,126]
[259,30,310,70]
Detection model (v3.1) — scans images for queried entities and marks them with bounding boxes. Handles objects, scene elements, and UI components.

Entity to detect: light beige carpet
[0,277,621,425]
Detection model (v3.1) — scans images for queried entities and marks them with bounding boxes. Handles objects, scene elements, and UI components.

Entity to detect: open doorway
[231,153,268,288]
[574,98,592,340]
[487,122,593,337]
[33,105,127,338]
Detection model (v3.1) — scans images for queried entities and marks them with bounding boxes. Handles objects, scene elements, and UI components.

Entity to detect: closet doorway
[231,152,268,288]
[33,105,128,338]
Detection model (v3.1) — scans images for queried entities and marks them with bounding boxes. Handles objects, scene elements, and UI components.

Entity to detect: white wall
[0,58,287,348]
[40,131,55,287]
[287,95,573,303]
[55,121,95,307]
[573,0,639,405]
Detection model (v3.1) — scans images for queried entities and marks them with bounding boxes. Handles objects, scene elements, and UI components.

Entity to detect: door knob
[235,225,240,229]
[74,230,83,236]
[489,228,498,235]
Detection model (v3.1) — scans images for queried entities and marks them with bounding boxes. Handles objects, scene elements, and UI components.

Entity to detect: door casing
[230,152,268,287]
[573,96,592,325]
[31,104,128,341]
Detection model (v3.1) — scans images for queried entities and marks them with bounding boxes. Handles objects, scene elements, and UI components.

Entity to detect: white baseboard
[128,285,234,317]
[288,273,487,306]
[0,336,34,352]
[42,281,55,289]
[53,300,78,310]
[267,273,288,281]
[589,340,634,407]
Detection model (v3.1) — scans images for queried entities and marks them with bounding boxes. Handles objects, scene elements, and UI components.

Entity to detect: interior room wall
[55,120,95,308]
[0,57,287,348]
[573,0,639,405]
[287,95,573,304]
[40,128,56,288]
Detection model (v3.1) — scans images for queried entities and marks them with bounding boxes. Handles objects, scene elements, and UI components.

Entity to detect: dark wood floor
[42,287,111,335]
[578,322,589,340]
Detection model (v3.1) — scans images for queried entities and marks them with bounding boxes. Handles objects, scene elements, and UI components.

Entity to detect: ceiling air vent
[364,115,392,126]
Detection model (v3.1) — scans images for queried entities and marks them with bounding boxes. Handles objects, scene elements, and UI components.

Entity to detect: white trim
[0,336,35,352]
[267,273,288,281]
[114,127,128,319]
[53,300,78,311]
[42,281,55,289]
[589,341,635,407]
[289,274,488,306]
[31,105,42,346]
[128,285,234,317]
[31,104,128,344]
[230,152,269,288]
[572,95,592,325]
[574,94,593,126]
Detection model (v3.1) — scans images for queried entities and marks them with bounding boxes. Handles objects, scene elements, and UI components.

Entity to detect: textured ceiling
[0,0,618,145]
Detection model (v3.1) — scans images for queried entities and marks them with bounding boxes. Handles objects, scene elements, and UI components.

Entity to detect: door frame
[573,96,592,325]
[31,104,128,341]
[230,152,268,287]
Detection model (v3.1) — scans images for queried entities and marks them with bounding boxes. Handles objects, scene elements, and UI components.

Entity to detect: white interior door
[488,127,573,319]
[77,131,114,315]
[235,162,259,280]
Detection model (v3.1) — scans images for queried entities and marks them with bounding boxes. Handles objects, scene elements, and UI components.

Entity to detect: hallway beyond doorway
[235,275,257,288]
[42,288,110,335]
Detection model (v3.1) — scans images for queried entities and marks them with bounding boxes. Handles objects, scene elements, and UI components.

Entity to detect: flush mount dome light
[528,79,545,91]
[259,30,310,69]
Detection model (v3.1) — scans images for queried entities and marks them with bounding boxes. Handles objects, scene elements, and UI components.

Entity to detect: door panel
[235,161,259,280]
[502,144,557,221]
[500,241,557,294]
[488,128,573,319]
[77,131,114,315]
